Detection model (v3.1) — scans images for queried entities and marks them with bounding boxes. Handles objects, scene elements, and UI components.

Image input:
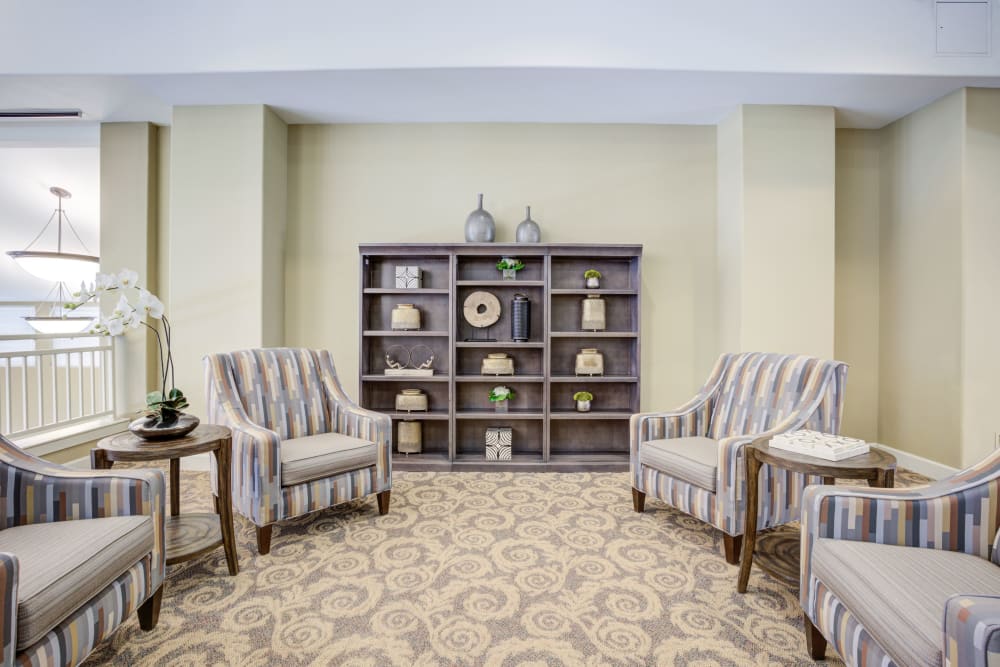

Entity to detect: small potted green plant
[489,385,515,412]
[497,257,525,280]
[573,391,593,412]
[584,269,602,289]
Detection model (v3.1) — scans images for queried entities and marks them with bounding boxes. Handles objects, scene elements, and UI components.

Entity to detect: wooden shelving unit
[359,243,641,472]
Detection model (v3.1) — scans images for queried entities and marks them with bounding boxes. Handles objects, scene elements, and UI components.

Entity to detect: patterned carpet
[84,468,930,666]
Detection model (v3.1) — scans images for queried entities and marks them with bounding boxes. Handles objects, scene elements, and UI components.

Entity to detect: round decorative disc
[463,291,501,328]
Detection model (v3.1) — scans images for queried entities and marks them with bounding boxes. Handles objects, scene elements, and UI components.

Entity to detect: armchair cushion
[0,515,152,650]
[280,432,377,487]
[640,437,718,492]
[812,538,1000,667]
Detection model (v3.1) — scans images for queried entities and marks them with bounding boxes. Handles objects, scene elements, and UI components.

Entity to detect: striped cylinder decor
[630,352,847,538]
[204,348,391,530]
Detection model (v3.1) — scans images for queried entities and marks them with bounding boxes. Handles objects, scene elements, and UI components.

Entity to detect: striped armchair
[800,449,1000,667]
[630,352,847,563]
[204,348,391,555]
[0,434,165,666]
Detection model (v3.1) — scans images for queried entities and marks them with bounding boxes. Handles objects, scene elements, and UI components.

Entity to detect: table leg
[90,448,113,470]
[870,467,895,488]
[215,438,239,576]
[169,458,180,517]
[737,450,763,593]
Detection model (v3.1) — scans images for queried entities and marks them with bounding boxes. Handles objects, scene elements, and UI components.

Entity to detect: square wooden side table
[91,423,239,576]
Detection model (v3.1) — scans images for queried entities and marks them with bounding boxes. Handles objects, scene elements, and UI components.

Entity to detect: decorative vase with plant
[584,269,601,289]
[497,257,525,281]
[573,391,593,412]
[489,385,515,412]
[67,268,198,440]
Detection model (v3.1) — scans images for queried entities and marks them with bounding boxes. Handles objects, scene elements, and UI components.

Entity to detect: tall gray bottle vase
[515,205,541,243]
[464,193,496,242]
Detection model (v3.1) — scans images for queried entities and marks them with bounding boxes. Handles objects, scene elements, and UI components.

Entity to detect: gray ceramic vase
[464,193,496,242]
[515,206,541,243]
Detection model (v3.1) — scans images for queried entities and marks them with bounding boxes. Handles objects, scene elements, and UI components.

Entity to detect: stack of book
[769,430,870,461]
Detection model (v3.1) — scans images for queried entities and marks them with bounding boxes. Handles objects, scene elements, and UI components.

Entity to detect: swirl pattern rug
[84,469,928,666]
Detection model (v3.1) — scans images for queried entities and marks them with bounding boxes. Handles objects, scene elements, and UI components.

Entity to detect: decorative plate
[463,291,501,328]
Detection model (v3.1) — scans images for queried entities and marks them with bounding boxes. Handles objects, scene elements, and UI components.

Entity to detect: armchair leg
[377,490,391,516]
[804,613,827,659]
[256,525,273,555]
[137,585,163,631]
[723,534,742,565]
[632,488,646,513]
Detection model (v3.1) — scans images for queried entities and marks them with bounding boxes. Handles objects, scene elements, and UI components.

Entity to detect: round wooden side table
[736,435,896,593]
[91,423,239,576]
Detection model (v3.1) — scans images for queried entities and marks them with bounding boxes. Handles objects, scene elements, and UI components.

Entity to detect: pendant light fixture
[22,282,93,334]
[7,186,99,286]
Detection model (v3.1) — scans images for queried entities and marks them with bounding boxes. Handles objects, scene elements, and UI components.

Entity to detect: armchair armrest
[204,355,283,526]
[0,552,17,666]
[317,350,391,490]
[944,594,1000,667]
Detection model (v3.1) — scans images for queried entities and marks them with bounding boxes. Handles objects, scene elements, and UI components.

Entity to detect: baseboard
[64,452,212,471]
[875,444,959,480]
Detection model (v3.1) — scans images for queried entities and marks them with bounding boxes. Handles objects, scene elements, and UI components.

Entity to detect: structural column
[167,105,287,416]
[100,122,159,415]
[716,105,836,359]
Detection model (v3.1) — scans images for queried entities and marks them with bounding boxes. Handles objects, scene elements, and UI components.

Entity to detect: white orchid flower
[95,272,117,292]
[137,289,165,319]
[112,294,132,318]
[117,269,139,290]
[105,316,126,336]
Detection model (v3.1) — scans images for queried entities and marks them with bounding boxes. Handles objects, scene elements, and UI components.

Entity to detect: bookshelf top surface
[359,242,642,256]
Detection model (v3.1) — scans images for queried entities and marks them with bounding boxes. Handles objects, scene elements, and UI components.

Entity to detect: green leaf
[168,388,184,400]
[146,390,164,405]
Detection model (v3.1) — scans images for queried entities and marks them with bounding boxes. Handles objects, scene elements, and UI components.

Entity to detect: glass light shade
[24,316,94,334]
[7,251,99,285]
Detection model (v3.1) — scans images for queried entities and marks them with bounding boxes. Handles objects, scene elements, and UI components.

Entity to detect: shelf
[453,453,544,465]
[455,375,545,383]
[548,452,630,465]
[392,451,452,470]
[364,288,449,295]
[550,375,639,383]
[456,341,545,348]
[550,331,638,338]
[455,280,545,287]
[361,374,450,382]
[456,410,544,420]
[550,289,638,295]
[363,330,449,337]
[550,409,634,420]
[382,410,451,420]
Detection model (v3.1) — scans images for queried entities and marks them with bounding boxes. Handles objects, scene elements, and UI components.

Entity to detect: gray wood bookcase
[358,243,642,472]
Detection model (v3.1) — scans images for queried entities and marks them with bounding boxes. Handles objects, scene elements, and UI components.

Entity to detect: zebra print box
[485,427,512,461]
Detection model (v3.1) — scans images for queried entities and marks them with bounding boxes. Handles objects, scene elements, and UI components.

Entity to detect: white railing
[0,332,115,438]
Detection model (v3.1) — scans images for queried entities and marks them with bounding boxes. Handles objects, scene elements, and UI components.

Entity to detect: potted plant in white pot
[489,385,515,412]
[573,391,593,412]
[67,269,196,440]
[497,257,525,280]
[584,269,601,288]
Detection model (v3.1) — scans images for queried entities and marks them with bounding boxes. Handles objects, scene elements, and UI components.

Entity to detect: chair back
[209,348,332,439]
[707,352,847,439]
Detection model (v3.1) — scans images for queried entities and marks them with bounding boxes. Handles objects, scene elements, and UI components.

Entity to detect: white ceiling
[0,0,998,128]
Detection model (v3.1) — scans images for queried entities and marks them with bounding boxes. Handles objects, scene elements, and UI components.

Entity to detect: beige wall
[99,122,159,415]
[960,88,1000,467]
[285,123,718,409]
[834,129,880,441]
[715,105,836,359]
[878,90,965,466]
[168,106,287,417]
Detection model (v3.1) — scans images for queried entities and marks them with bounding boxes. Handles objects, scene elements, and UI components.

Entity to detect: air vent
[0,109,83,119]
